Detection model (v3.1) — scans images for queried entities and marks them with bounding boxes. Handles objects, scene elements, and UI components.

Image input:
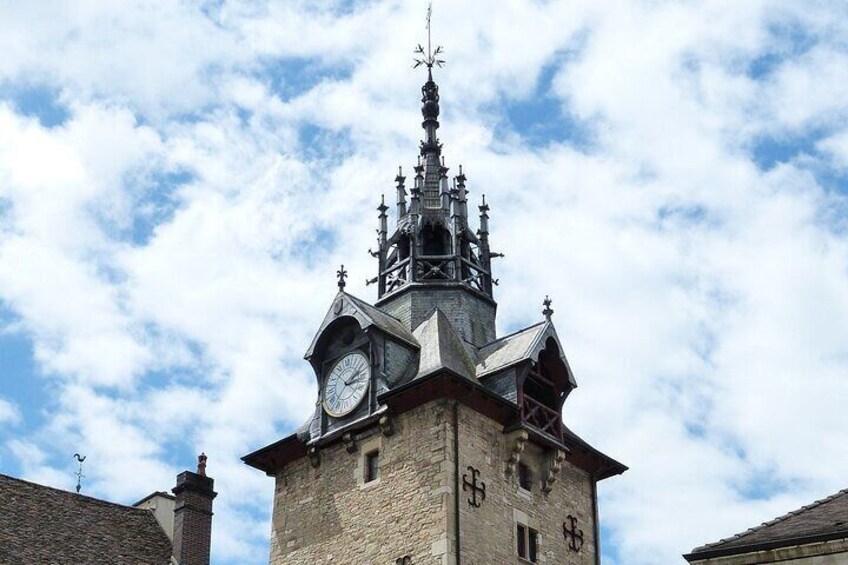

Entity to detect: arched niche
[397,234,411,261]
[309,316,364,375]
[421,222,451,256]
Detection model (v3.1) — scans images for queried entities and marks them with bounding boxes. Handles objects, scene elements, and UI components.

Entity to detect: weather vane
[73,453,86,494]
[414,2,445,71]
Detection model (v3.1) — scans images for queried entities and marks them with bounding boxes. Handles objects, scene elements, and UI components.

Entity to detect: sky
[1,0,847,563]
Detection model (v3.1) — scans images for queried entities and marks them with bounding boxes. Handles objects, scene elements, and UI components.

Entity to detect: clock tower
[243,45,626,565]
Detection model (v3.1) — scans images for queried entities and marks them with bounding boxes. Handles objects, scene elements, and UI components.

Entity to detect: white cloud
[0,398,20,426]
[0,1,847,564]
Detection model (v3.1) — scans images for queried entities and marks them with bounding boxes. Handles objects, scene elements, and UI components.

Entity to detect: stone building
[243,49,626,565]
[0,454,216,565]
[684,488,848,565]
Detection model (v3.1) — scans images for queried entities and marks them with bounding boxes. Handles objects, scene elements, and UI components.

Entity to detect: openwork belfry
[371,64,499,349]
[244,28,626,565]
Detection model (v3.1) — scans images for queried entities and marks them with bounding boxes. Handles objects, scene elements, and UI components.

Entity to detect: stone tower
[243,44,626,565]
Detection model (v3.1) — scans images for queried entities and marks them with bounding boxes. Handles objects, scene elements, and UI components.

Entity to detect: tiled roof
[687,488,848,559]
[0,473,172,565]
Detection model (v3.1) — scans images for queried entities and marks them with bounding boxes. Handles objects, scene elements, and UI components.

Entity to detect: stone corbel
[343,432,358,454]
[541,449,566,493]
[379,415,394,437]
[308,446,321,468]
[504,430,529,476]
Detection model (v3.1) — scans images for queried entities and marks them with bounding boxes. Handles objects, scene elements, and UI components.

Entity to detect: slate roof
[304,292,418,359]
[345,293,417,348]
[412,308,477,380]
[0,473,173,565]
[686,488,848,560]
[476,321,547,377]
[476,321,576,388]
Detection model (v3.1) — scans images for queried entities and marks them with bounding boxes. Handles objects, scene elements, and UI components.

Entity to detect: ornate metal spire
[414,2,445,156]
[371,8,497,309]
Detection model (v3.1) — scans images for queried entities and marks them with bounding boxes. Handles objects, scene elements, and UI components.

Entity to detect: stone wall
[270,400,454,564]
[269,399,595,565]
[456,406,596,565]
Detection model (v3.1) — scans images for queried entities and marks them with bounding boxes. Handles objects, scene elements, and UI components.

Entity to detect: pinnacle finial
[197,452,207,476]
[337,265,348,291]
[543,295,554,321]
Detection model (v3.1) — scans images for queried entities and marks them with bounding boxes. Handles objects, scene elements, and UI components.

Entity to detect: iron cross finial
[543,295,554,321]
[337,265,348,291]
[413,2,445,72]
[73,453,86,494]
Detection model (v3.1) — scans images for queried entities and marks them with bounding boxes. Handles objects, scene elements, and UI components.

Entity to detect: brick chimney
[171,453,217,565]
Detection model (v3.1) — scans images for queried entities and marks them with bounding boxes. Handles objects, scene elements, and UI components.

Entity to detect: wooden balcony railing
[521,395,562,441]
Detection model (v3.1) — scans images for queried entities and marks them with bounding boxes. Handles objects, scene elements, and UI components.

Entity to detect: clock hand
[343,370,361,386]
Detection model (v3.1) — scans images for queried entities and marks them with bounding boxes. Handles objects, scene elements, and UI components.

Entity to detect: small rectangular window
[517,523,538,563]
[528,528,538,562]
[516,524,526,558]
[518,463,532,491]
[365,450,379,483]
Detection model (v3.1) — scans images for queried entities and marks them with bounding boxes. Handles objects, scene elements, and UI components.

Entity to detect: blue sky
[2,1,848,563]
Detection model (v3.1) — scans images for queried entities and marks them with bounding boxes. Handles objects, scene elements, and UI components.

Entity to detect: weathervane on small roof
[413,2,445,73]
[73,453,86,494]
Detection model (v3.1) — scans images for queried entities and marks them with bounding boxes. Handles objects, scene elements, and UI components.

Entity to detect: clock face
[323,351,370,418]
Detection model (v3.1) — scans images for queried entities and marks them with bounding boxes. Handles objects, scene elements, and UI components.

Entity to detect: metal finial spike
[459,164,463,175]
[336,265,348,291]
[413,2,446,71]
[398,165,403,176]
[543,296,554,321]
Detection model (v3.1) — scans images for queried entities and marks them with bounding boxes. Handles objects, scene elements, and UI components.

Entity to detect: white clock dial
[323,352,370,417]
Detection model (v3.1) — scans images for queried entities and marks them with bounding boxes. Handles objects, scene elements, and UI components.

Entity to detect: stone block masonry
[270,399,595,564]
